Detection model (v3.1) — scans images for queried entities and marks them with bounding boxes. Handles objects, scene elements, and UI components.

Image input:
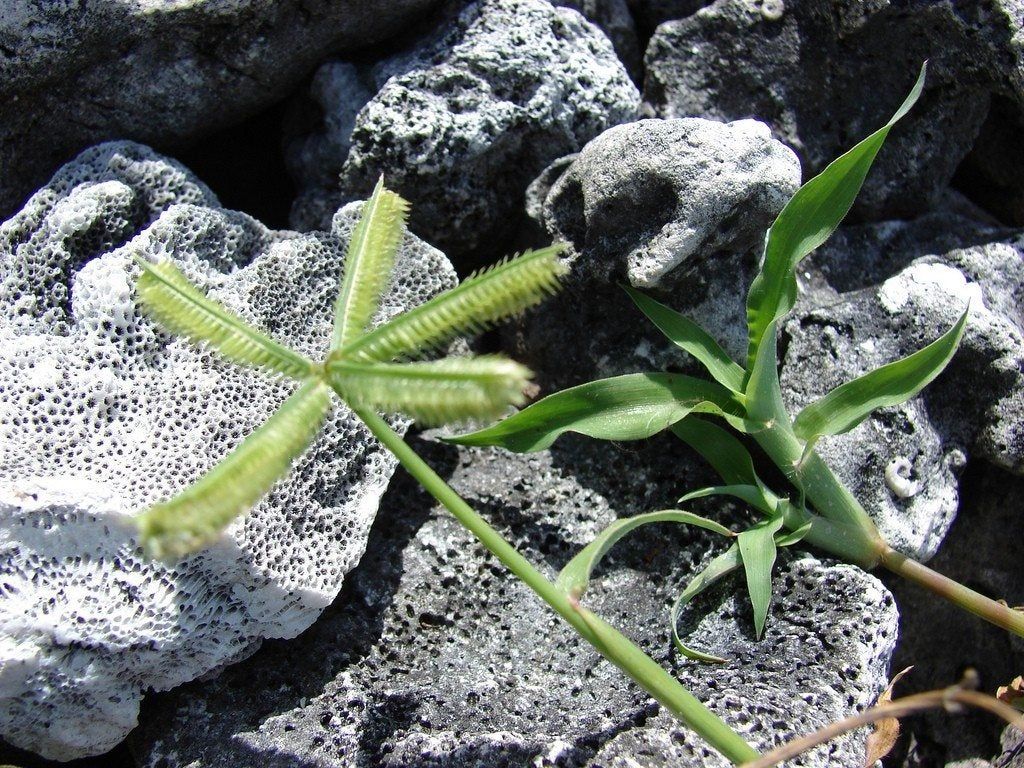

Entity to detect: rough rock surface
[555,0,642,79]
[287,0,640,259]
[644,0,1024,221]
[134,434,898,768]
[536,117,799,288]
[782,242,1024,559]
[884,462,1024,765]
[0,142,457,760]
[0,0,445,221]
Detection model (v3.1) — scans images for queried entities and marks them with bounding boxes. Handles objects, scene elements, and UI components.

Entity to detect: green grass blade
[744,64,927,373]
[671,417,761,486]
[327,355,532,426]
[679,484,776,518]
[737,516,785,639]
[792,308,968,442]
[446,373,744,453]
[332,177,410,350]
[670,543,743,663]
[556,510,734,598]
[136,379,333,560]
[135,258,315,379]
[623,285,746,392]
[335,245,568,362]
[744,321,787,423]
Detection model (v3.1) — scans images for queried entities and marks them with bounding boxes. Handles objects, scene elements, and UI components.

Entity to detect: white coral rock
[0,142,457,760]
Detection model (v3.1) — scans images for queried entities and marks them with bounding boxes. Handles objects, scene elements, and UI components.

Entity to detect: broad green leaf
[331,177,410,350]
[744,321,787,423]
[792,308,968,442]
[670,417,761,486]
[556,510,734,597]
[327,355,531,425]
[135,258,315,379]
[679,484,776,518]
[670,544,743,663]
[737,516,785,639]
[136,379,333,560]
[623,285,745,392]
[337,245,567,362]
[446,373,743,453]
[745,65,927,372]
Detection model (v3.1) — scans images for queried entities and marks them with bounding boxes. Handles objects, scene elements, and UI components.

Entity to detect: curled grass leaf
[447,373,744,453]
[136,380,333,560]
[556,510,734,598]
[792,308,968,442]
[337,245,568,362]
[331,177,410,350]
[327,355,532,425]
[745,64,927,373]
[135,258,315,379]
[671,544,743,663]
[623,286,746,392]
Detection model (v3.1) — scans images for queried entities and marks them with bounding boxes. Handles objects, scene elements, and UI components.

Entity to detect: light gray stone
[287,0,641,260]
[0,0,445,221]
[133,435,899,767]
[644,0,1024,221]
[0,141,457,760]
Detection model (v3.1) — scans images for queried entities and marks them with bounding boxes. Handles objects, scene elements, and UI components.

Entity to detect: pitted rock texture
[0,142,457,760]
[644,0,1024,221]
[534,117,800,288]
[134,435,898,768]
[781,242,1024,559]
[0,0,445,221]
[287,0,640,260]
[555,0,642,79]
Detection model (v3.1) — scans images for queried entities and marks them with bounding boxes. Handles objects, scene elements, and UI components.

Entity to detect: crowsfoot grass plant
[451,64,1024,655]
[128,178,761,763]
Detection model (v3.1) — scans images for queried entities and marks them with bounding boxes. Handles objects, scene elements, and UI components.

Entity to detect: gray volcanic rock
[133,435,899,768]
[287,0,640,259]
[0,142,457,760]
[0,0,445,221]
[781,242,1024,559]
[556,0,643,79]
[644,0,1024,220]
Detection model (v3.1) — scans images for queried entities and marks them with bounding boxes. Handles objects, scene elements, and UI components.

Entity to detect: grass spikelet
[136,380,334,560]
[331,177,410,351]
[334,245,568,362]
[135,257,315,379]
[326,355,532,425]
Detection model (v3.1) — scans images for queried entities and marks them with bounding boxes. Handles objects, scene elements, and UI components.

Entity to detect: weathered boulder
[555,0,643,79]
[287,0,641,260]
[0,142,457,760]
[644,0,1024,221]
[0,0,445,221]
[133,435,899,768]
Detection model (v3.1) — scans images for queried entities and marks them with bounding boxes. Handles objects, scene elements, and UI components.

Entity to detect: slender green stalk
[878,546,1024,637]
[354,406,761,765]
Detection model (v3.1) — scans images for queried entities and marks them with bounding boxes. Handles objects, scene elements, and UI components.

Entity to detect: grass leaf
[670,544,743,663]
[744,320,787,423]
[446,373,744,453]
[623,285,745,392]
[136,379,333,560]
[556,510,734,598]
[671,417,762,486]
[679,484,777,518]
[792,308,968,442]
[744,64,927,373]
[135,258,315,379]
[737,516,786,639]
[331,177,410,350]
[336,245,568,362]
[327,355,532,425]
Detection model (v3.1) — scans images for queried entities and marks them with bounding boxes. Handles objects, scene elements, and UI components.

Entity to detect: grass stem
[355,407,761,765]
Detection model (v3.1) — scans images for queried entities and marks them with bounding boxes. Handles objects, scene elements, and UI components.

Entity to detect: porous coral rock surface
[287,0,641,259]
[0,0,445,221]
[644,0,1024,221]
[133,435,899,768]
[0,142,457,760]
